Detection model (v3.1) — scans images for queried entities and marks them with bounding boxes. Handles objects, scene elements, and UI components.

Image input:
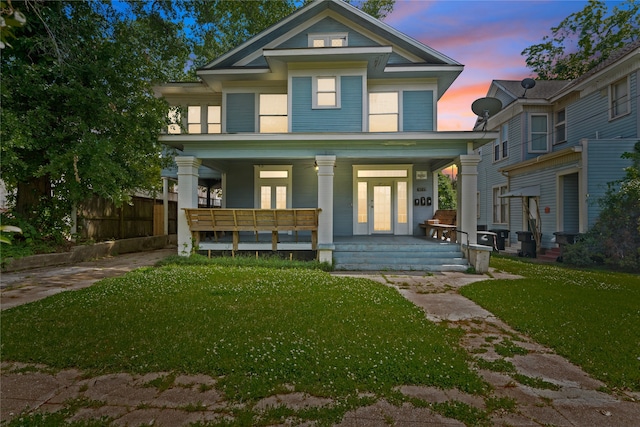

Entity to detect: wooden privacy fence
[78,196,177,240]
[183,208,321,252]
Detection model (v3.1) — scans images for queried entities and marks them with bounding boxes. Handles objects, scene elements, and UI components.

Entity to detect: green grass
[461,256,640,391]
[1,264,487,407]
[156,253,333,271]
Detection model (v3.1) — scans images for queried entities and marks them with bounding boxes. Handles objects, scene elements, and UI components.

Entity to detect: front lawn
[461,256,640,392]
[1,263,486,411]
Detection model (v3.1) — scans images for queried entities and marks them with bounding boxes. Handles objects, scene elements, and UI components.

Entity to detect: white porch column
[176,156,201,256]
[458,154,481,245]
[316,155,336,264]
[162,177,169,235]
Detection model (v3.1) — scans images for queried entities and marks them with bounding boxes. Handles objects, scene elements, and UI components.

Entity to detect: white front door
[353,166,411,235]
[371,184,392,233]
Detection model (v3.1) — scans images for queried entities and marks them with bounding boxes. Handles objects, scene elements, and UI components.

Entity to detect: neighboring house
[155,0,496,267]
[475,40,639,254]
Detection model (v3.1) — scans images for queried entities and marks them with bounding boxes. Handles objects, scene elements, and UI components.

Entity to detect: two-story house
[476,40,639,256]
[155,0,496,269]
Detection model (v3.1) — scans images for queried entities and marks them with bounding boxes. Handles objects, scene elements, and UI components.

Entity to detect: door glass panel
[276,186,287,209]
[397,181,407,223]
[373,185,391,232]
[358,182,367,223]
[261,186,271,209]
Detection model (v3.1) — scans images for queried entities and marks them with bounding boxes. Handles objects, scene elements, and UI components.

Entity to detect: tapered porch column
[316,155,336,264]
[176,156,201,256]
[457,154,481,245]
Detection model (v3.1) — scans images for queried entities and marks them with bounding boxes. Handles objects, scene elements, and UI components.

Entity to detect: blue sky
[383,0,622,130]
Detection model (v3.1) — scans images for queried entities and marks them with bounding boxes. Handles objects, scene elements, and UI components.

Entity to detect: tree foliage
[522,0,640,80]
[563,142,640,271]
[438,172,457,210]
[1,1,189,237]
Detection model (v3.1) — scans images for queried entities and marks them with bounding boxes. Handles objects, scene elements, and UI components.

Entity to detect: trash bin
[490,229,510,251]
[516,231,537,258]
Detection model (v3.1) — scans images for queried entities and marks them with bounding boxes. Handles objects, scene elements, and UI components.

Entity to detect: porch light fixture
[314,161,319,171]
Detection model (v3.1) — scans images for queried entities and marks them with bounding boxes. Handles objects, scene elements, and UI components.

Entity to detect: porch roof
[160,131,496,152]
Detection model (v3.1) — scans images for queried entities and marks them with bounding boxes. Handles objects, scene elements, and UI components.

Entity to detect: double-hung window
[610,77,629,119]
[493,185,508,224]
[369,92,398,132]
[187,106,201,134]
[314,76,338,108]
[167,107,181,134]
[530,114,549,153]
[259,94,288,133]
[554,109,566,144]
[207,106,221,134]
[493,123,508,161]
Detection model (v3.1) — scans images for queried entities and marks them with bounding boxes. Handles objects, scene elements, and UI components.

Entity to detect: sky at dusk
[383,0,622,130]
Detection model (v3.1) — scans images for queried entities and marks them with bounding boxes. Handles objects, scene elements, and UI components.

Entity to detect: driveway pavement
[1,251,638,426]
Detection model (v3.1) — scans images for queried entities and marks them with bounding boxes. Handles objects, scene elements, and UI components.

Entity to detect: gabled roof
[195,0,463,98]
[200,0,461,70]
[491,80,570,103]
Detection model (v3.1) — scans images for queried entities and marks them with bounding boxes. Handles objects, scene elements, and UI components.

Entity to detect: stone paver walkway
[1,253,639,426]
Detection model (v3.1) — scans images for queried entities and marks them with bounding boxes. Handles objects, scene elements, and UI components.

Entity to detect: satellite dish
[472,97,502,130]
[521,78,536,97]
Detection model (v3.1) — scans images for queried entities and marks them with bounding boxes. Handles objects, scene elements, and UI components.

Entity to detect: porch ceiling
[161,131,496,155]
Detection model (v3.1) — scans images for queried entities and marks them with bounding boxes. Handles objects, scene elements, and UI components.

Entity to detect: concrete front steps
[333,240,469,272]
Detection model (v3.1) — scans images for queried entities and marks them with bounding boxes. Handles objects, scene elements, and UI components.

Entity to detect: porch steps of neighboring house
[332,240,469,272]
[537,247,562,263]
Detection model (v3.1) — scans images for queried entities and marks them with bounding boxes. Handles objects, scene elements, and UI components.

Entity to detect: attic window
[308,33,348,47]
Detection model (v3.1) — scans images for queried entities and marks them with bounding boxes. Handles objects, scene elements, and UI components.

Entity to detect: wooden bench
[419,209,457,242]
[183,208,321,252]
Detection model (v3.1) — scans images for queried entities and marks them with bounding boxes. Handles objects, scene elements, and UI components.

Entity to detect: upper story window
[308,33,348,47]
[610,76,629,119]
[259,94,288,133]
[208,106,221,134]
[167,107,181,134]
[554,109,566,144]
[369,92,398,132]
[314,76,339,108]
[188,106,201,133]
[529,114,549,153]
[494,123,508,162]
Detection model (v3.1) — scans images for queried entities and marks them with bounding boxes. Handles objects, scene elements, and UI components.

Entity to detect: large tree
[1,1,189,235]
[522,0,639,80]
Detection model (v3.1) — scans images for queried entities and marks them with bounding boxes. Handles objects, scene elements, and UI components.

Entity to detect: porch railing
[183,208,321,252]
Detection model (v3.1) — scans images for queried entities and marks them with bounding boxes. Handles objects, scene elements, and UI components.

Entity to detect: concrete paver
[1,253,639,426]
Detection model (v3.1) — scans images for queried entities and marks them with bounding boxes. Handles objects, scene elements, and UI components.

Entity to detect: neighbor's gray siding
[568,72,637,144]
[226,93,255,133]
[291,75,362,132]
[585,139,637,227]
[403,91,434,131]
[562,173,580,233]
[509,170,558,249]
[477,116,520,234]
